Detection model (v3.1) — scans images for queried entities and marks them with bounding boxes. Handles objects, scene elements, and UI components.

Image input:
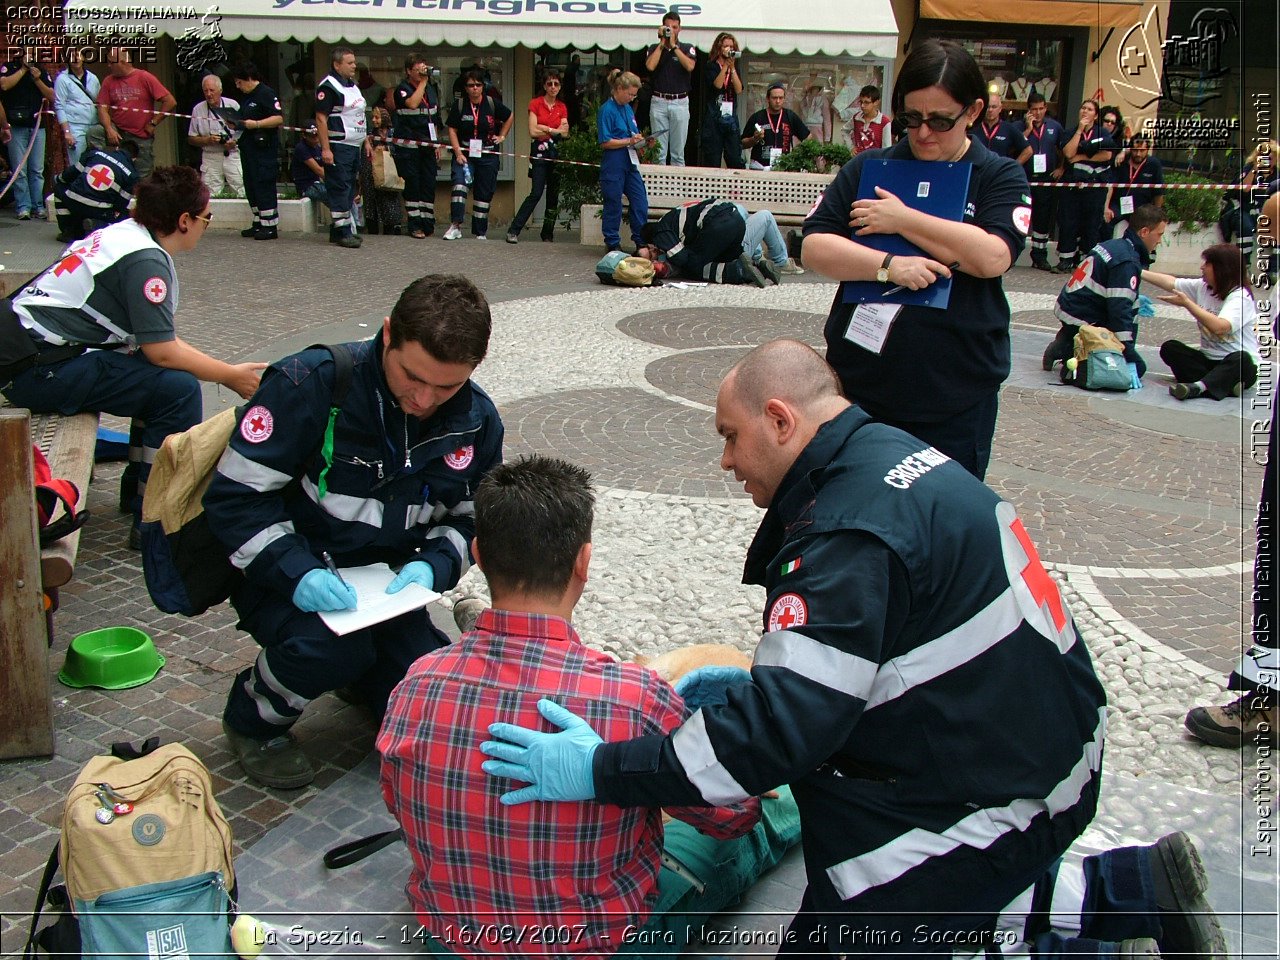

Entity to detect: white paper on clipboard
[844,303,902,355]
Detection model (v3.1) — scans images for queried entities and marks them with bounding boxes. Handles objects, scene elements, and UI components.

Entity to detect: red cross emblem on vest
[53,253,84,277]
[1009,517,1066,631]
[88,164,115,190]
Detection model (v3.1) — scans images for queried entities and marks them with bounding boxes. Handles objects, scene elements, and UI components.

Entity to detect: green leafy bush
[1162,169,1221,231]
[770,139,852,174]
[556,114,660,229]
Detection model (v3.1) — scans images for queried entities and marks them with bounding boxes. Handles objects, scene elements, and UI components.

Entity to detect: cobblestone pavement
[0,222,1269,948]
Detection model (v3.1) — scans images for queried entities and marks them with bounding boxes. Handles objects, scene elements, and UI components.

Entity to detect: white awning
[64,0,898,59]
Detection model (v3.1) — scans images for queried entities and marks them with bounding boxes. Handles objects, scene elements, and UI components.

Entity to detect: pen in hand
[321,551,349,589]
[882,261,961,298]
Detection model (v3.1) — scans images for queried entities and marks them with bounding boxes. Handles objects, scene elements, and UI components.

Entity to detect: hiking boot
[337,234,361,249]
[1185,692,1278,747]
[222,720,314,789]
[739,254,767,288]
[1148,831,1228,960]
[758,258,782,286]
[443,224,463,240]
[1053,259,1076,274]
[1042,342,1060,372]
[254,227,279,241]
[241,225,259,238]
[453,598,486,634]
[1170,382,1202,401]
[780,257,805,275]
[1031,257,1053,272]
[1116,939,1161,959]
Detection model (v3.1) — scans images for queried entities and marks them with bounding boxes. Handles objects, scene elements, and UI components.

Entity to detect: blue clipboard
[840,158,972,309]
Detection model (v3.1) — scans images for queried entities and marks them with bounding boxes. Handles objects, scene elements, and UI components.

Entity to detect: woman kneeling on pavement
[1143,242,1259,401]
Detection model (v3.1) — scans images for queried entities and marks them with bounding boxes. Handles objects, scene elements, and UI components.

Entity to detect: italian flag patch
[780,556,802,576]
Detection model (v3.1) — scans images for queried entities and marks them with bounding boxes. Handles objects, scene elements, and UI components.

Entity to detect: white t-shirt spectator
[1174,277,1259,360]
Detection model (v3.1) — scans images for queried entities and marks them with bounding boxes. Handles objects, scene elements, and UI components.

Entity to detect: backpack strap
[23,845,60,960]
[110,736,162,760]
[310,343,356,499]
[322,828,405,869]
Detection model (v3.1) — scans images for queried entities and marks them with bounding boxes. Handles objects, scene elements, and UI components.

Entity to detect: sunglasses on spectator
[465,82,484,88]
[896,107,968,132]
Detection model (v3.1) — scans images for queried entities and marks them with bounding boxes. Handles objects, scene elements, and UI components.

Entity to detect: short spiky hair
[475,456,595,599]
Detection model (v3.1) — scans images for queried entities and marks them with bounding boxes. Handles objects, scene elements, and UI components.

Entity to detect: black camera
[217,132,230,144]
[728,50,741,60]
[661,26,673,39]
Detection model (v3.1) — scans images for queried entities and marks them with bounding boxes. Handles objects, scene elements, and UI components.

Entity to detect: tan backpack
[1072,323,1125,364]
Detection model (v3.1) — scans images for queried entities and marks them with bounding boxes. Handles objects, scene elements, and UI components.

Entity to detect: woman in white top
[1143,242,1260,400]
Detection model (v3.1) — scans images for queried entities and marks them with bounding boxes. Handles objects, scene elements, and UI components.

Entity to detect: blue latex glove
[481,699,602,805]
[1136,294,1156,318]
[1127,362,1143,390]
[387,560,434,594]
[292,568,357,613]
[673,665,753,711]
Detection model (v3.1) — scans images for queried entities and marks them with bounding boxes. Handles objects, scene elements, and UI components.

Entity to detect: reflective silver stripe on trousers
[231,521,296,570]
[301,474,384,527]
[217,446,294,492]
[670,708,751,806]
[424,525,470,574]
[245,650,308,725]
[824,708,1105,901]
[754,628,877,701]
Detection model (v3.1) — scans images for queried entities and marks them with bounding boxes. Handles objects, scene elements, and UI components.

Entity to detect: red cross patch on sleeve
[241,405,274,443]
[767,593,808,633]
[143,276,168,304]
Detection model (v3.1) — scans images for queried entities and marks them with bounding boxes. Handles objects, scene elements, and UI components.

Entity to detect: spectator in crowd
[2,166,266,548]
[392,53,442,239]
[507,69,568,244]
[637,198,784,286]
[54,48,101,166]
[364,105,405,235]
[1184,191,1279,747]
[1053,99,1116,273]
[1103,133,1163,240]
[357,63,385,120]
[1022,92,1066,271]
[1221,140,1279,263]
[51,138,138,242]
[742,81,811,170]
[643,11,696,166]
[597,70,648,255]
[803,39,1030,479]
[96,47,176,180]
[316,46,370,249]
[290,123,326,201]
[1144,243,1259,400]
[207,275,503,789]
[445,69,513,241]
[1042,202,1169,385]
[231,62,283,241]
[1100,105,1130,165]
[481,341,1226,960]
[844,84,891,155]
[798,82,833,144]
[701,32,744,169]
[972,91,1031,163]
[381,454,800,957]
[1,51,54,220]
[187,73,245,199]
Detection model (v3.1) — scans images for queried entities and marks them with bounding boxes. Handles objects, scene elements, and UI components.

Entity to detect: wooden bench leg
[0,411,55,759]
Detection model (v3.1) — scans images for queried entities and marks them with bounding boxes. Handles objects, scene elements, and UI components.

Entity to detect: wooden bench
[638,163,836,226]
[0,406,99,759]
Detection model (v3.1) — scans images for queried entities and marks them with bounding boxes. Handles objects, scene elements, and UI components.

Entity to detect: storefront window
[534,48,626,132]
[954,38,1063,112]
[743,57,889,150]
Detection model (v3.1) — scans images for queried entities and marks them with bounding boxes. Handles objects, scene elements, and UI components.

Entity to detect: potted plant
[770,139,852,174]
[1156,169,1224,274]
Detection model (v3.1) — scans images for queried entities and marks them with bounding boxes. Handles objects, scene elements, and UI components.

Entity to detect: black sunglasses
[896,107,968,132]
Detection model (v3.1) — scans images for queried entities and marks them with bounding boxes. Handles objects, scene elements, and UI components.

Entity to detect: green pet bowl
[58,627,165,690]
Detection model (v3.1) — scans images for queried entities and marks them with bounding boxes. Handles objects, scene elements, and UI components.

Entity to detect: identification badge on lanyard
[1119,194,1135,215]
[720,98,734,117]
[629,146,641,167]
[768,146,783,166]
[468,137,483,158]
[1033,153,1047,174]
[427,122,437,142]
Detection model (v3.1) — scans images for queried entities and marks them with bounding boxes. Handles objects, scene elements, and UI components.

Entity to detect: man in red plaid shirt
[379,455,799,957]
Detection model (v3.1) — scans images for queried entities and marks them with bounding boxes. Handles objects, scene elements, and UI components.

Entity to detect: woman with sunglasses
[1,166,266,547]
[1053,99,1117,273]
[507,69,569,243]
[802,39,1031,479]
[444,69,513,241]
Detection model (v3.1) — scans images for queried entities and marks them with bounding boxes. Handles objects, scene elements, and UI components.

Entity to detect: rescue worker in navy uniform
[231,62,284,241]
[1043,202,1169,385]
[480,341,1226,960]
[1103,133,1164,240]
[2,167,265,547]
[1022,92,1067,271]
[392,53,442,239]
[207,275,504,789]
[52,139,138,242]
[637,197,775,286]
[444,70,513,241]
[1054,99,1116,273]
[315,46,370,249]
[971,91,1032,164]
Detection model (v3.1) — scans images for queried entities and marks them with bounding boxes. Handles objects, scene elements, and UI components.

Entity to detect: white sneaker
[781,257,805,275]
[443,225,463,241]
[474,234,488,241]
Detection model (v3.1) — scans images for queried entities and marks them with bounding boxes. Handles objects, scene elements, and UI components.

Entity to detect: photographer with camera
[1,51,54,220]
[701,32,745,168]
[188,74,246,199]
[643,11,696,166]
[393,53,444,239]
[742,81,812,175]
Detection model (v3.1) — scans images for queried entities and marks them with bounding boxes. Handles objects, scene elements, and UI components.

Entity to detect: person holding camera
[741,81,811,172]
[643,11,696,166]
[1,52,54,220]
[700,32,745,169]
[188,74,245,199]
[393,53,444,239]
